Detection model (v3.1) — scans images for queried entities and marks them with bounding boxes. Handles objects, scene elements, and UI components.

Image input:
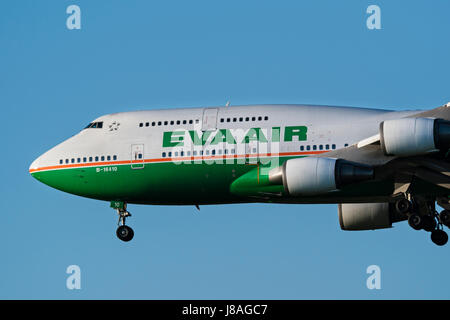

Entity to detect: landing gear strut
[111,201,134,242]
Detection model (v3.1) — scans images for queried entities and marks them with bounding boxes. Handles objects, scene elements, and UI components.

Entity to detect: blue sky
[1,0,450,299]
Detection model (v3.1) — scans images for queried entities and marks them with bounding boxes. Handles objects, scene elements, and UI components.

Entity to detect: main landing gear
[395,197,449,246]
[111,201,134,242]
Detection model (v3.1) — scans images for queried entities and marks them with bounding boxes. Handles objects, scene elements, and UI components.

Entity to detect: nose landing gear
[111,201,134,242]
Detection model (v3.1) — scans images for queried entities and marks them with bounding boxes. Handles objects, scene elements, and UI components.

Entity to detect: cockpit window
[84,122,103,129]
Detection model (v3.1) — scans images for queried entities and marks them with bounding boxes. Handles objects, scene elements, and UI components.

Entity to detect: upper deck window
[84,122,103,129]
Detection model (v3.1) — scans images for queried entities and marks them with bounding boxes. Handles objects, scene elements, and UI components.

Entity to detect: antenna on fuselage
[225,101,230,107]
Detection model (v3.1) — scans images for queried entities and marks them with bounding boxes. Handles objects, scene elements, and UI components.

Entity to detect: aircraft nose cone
[29,155,41,176]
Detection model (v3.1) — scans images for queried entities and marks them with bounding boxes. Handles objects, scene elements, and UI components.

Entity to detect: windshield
[84,122,103,129]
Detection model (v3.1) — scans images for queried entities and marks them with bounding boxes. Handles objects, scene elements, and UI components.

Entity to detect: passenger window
[113,155,117,160]
[189,120,193,124]
[180,151,184,156]
[151,122,156,126]
[258,116,262,121]
[145,122,149,127]
[233,118,237,122]
[313,145,317,150]
[175,151,178,157]
[300,146,304,151]
[183,120,187,124]
[170,120,174,125]
[89,157,93,162]
[158,121,162,126]
[101,156,105,161]
[319,145,323,150]
[139,123,143,127]
[326,144,329,150]
[83,157,87,162]
[252,117,256,121]
[220,119,224,123]
[107,156,111,161]
[71,159,75,163]
[164,121,168,125]
[227,118,231,122]
[138,154,142,159]
[168,152,172,157]
[162,152,166,158]
[264,116,269,120]
[195,119,199,124]
[95,156,99,161]
[77,158,81,163]
[59,160,63,164]
[239,117,243,122]
[344,143,349,147]
[65,159,69,164]
[245,117,249,121]
[193,151,197,156]
[306,146,310,151]
[332,144,336,149]
[177,120,181,125]
[212,150,216,155]
[187,151,191,156]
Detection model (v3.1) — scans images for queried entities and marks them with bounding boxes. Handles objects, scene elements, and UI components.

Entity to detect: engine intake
[281,157,374,196]
[380,117,450,156]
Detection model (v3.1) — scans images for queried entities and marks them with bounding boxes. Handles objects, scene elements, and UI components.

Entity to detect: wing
[317,102,450,203]
[230,103,450,204]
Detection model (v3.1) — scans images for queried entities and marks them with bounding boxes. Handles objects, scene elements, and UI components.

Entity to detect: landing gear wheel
[113,203,134,242]
[422,215,437,232]
[408,214,423,230]
[439,210,450,227]
[116,225,134,242]
[431,229,448,246]
[395,198,411,214]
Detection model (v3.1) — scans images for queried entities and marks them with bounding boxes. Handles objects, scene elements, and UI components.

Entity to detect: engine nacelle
[281,157,374,196]
[380,117,450,156]
[338,203,394,231]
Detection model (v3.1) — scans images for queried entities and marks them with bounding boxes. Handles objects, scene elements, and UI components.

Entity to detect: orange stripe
[29,151,327,173]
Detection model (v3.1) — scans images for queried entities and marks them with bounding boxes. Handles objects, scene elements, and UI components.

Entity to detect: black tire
[422,215,437,232]
[408,214,423,230]
[439,210,450,226]
[395,198,411,214]
[431,229,448,246]
[116,225,134,242]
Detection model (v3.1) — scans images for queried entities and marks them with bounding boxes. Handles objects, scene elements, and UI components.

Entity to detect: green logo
[163,126,307,147]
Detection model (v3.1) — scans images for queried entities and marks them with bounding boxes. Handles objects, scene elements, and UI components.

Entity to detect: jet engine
[380,117,450,156]
[275,157,374,196]
[338,203,400,231]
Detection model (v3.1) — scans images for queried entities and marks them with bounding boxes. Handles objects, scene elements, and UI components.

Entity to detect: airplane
[29,102,450,245]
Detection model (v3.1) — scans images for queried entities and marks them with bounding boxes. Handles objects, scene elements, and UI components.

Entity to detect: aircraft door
[245,136,259,165]
[202,108,218,131]
[131,144,144,169]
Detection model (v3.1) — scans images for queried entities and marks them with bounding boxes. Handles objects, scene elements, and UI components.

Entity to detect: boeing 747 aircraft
[29,103,450,245]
